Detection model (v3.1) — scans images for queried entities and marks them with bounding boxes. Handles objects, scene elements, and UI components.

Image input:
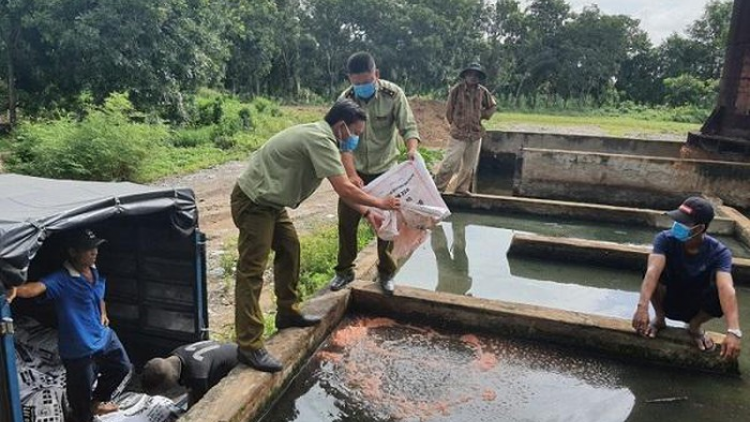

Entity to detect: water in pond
[257,317,748,422]
[415,211,750,260]
[259,212,750,422]
[395,212,750,323]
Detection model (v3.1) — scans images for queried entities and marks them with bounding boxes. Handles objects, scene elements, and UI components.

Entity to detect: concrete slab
[484,131,684,158]
[507,233,750,286]
[514,148,750,209]
[443,193,736,235]
[721,205,750,248]
[350,283,739,375]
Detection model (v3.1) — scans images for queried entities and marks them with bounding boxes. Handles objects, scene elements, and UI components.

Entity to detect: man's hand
[101,313,110,327]
[365,210,384,230]
[5,287,17,303]
[631,306,651,337]
[407,148,420,161]
[377,196,400,211]
[349,174,364,188]
[721,332,741,360]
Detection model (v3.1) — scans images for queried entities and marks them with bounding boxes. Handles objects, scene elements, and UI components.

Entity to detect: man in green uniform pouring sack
[330,51,421,295]
[231,99,400,373]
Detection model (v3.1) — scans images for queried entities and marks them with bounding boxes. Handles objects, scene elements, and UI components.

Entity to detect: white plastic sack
[364,155,451,259]
[96,393,182,422]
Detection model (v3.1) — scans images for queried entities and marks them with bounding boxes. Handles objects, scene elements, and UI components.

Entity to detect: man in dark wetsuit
[631,197,741,360]
[141,340,238,405]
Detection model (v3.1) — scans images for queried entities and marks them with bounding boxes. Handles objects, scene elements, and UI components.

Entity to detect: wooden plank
[507,233,750,286]
[350,284,739,375]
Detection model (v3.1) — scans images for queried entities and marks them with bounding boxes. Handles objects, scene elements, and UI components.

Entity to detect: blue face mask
[353,82,376,99]
[339,124,359,152]
[671,221,697,242]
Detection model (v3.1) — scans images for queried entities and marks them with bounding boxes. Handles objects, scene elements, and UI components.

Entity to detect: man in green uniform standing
[330,52,421,295]
[231,99,400,373]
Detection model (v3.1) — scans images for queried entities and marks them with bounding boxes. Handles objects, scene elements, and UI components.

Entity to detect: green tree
[224,0,281,95]
[480,0,527,95]
[557,7,643,104]
[687,0,733,79]
[515,0,570,105]
[663,74,718,108]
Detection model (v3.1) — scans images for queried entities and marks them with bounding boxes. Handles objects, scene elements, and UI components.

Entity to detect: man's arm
[341,152,363,188]
[329,174,399,229]
[328,174,399,213]
[632,254,666,335]
[6,282,47,302]
[405,137,419,160]
[100,300,110,326]
[445,86,456,125]
[716,271,741,359]
[481,88,497,120]
[393,90,421,159]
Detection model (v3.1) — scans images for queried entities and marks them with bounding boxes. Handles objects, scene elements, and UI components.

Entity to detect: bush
[663,74,718,108]
[7,93,169,181]
[171,127,213,148]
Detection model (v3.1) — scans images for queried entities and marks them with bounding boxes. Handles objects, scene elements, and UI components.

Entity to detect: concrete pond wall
[513,148,750,209]
[476,131,686,193]
[483,131,684,158]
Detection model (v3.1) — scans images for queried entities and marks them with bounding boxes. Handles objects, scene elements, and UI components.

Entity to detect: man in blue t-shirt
[8,229,132,422]
[631,197,741,360]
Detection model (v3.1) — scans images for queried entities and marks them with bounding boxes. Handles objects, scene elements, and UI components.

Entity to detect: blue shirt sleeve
[652,231,669,255]
[716,246,733,273]
[41,271,63,300]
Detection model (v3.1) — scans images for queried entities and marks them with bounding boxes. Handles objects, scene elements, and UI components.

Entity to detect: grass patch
[297,222,374,299]
[489,112,700,138]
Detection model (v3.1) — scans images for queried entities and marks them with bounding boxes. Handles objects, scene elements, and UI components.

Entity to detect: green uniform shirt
[340,79,420,175]
[237,121,345,209]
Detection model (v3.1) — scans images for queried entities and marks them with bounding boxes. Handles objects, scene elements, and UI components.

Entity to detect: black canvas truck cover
[0,173,198,287]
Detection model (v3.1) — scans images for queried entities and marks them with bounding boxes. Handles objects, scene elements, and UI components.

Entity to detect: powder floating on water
[460,334,480,348]
[330,324,368,348]
[362,317,397,329]
[477,352,498,372]
[482,389,497,402]
[266,316,634,422]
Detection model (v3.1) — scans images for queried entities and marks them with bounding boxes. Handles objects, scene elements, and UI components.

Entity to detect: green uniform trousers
[231,184,301,352]
[335,172,397,277]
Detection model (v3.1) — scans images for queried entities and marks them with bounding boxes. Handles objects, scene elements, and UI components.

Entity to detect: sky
[529,0,716,45]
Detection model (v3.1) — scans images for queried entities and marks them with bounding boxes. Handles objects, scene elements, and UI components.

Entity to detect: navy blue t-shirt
[652,230,733,290]
[41,262,110,359]
[172,340,238,402]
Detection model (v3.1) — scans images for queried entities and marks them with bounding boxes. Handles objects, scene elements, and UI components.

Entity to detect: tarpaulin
[0,174,198,287]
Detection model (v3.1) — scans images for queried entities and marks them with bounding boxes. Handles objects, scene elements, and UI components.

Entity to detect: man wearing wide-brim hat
[435,63,497,195]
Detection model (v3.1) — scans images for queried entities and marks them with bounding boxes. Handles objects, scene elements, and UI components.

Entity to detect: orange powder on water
[482,389,497,401]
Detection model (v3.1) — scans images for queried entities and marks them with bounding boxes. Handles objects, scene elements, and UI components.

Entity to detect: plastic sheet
[364,156,451,259]
[13,317,182,422]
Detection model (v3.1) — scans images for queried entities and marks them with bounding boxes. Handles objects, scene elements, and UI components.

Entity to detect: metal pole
[0,299,23,422]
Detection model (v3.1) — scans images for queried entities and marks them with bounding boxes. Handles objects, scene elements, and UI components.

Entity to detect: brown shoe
[91,401,119,416]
